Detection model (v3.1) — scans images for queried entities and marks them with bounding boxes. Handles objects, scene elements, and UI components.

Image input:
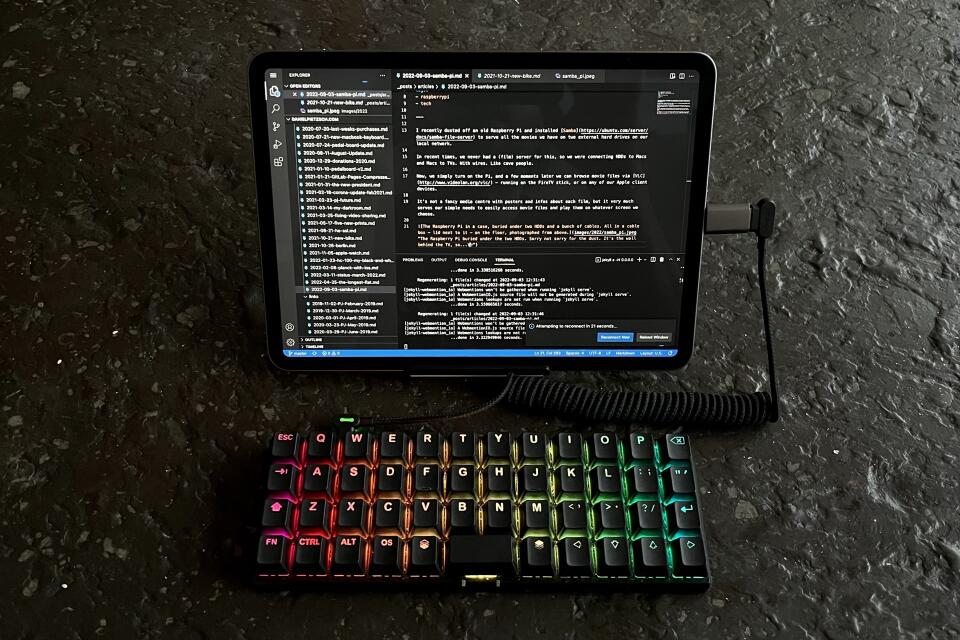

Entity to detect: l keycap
[590,466,621,498]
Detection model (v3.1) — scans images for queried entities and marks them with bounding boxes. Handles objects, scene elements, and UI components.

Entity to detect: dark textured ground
[2,0,959,638]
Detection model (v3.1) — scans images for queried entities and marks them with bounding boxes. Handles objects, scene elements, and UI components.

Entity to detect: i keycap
[256,428,709,589]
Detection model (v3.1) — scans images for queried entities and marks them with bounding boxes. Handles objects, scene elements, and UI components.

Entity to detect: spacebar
[447,535,515,576]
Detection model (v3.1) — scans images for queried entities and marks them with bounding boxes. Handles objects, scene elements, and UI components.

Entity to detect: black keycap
[520,537,553,576]
[412,498,441,530]
[306,431,335,460]
[332,535,365,575]
[669,501,701,531]
[451,432,476,459]
[558,537,590,576]
[343,431,373,462]
[256,534,290,573]
[588,433,619,462]
[371,535,403,576]
[593,501,625,532]
[415,463,442,493]
[485,464,511,494]
[340,464,370,496]
[519,464,548,495]
[303,464,334,496]
[448,534,514,576]
[632,500,662,530]
[663,466,695,497]
[521,499,549,531]
[558,465,585,494]
[267,463,298,493]
[662,433,691,461]
[558,500,587,532]
[630,465,658,495]
[379,432,406,460]
[261,498,293,531]
[596,537,629,576]
[409,536,442,576]
[590,466,621,498]
[485,432,511,460]
[449,499,477,533]
[554,433,582,461]
[628,433,654,462]
[299,498,332,531]
[374,498,403,530]
[450,464,475,493]
[520,432,546,460]
[293,536,327,574]
[633,537,667,576]
[271,432,300,458]
[415,430,440,459]
[377,464,406,494]
[671,537,707,576]
[336,498,369,531]
[484,499,512,533]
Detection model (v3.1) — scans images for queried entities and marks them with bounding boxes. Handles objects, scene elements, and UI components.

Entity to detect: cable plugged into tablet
[347,198,781,430]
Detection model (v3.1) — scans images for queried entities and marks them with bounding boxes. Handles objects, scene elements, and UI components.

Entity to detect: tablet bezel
[248,51,716,374]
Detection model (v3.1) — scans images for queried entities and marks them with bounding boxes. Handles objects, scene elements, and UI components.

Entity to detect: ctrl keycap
[257,535,290,573]
[671,537,707,576]
[293,536,328,574]
[332,535,366,575]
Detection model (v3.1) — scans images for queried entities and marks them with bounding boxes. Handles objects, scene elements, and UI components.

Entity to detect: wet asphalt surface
[2,0,960,638]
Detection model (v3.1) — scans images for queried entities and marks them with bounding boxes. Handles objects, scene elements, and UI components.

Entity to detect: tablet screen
[250,53,715,371]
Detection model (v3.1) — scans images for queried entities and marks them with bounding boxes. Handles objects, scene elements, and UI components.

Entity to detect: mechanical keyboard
[256,428,709,589]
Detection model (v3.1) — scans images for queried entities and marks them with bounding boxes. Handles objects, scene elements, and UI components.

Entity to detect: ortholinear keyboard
[256,428,709,590]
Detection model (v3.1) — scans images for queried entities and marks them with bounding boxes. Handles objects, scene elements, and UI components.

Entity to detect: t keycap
[559,537,590,576]
[262,499,293,531]
[409,536,442,576]
[343,431,373,462]
[662,434,691,461]
[293,536,328,574]
[371,535,403,576]
[634,537,667,576]
[633,500,662,530]
[520,537,553,576]
[628,433,654,462]
[485,432,511,460]
[554,433,582,461]
[332,535,365,575]
[588,433,619,462]
[379,432,406,460]
[271,432,300,458]
[267,463,298,494]
[257,535,290,573]
[672,537,707,576]
[669,501,701,531]
[596,537,629,576]
[484,499,512,533]
[520,432,546,460]
[450,432,476,460]
[415,430,440,459]
[306,431,335,460]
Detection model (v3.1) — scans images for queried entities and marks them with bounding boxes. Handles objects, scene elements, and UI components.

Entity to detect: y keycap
[485,432,511,460]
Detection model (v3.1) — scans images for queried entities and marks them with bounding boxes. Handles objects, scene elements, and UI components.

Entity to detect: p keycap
[628,433,654,461]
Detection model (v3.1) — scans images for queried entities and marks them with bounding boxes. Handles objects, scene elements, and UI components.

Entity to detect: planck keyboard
[255,428,709,590]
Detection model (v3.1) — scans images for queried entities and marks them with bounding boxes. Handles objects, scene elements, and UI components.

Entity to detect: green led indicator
[338,416,356,424]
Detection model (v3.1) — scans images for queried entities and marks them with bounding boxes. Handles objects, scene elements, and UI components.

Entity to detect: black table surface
[2,1,959,638]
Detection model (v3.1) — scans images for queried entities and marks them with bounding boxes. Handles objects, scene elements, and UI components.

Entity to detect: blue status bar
[283,348,678,358]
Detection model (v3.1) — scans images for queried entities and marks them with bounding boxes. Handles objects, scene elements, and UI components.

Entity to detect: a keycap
[303,464,334,496]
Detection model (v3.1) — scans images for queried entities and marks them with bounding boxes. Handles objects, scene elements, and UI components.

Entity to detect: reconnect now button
[597,332,634,343]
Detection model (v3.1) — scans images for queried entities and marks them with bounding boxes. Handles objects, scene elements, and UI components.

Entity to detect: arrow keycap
[633,537,667,576]
[669,501,701,531]
[671,537,707,576]
[559,537,591,576]
[267,463,299,493]
[596,537,629,576]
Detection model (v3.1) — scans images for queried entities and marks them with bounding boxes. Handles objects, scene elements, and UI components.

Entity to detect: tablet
[248,51,716,373]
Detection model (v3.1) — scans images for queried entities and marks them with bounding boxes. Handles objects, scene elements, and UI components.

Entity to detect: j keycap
[415,430,440,459]
[521,499,549,531]
[589,466,621,498]
[484,499,512,533]
[257,535,290,573]
[596,538,629,576]
[379,432,406,460]
[669,501,701,531]
[630,465,658,495]
[371,536,403,576]
[632,501,662,530]
[306,431,335,460]
[518,465,548,495]
[633,537,667,576]
[554,433,583,461]
[409,536,442,576]
[299,499,332,532]
[588,433,619,462]
[485,432,511,460]
[628,433,654,462]
[559,537,591,576]
[303,464,334,497]
[520,432,546,460]
[557,465,585,494]
[663,466,696,497]
[293,537,328,574]
[267,463,298,494]
[662,434,691,461]
[332,535,365,575]
[271,432,300,459]
[343,431,373,462]
[262,499,293,531]
[520,537,553,576]
[671,537,707,576]
[450,432,476,460]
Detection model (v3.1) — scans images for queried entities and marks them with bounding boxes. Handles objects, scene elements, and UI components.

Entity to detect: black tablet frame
[248,51,716,374]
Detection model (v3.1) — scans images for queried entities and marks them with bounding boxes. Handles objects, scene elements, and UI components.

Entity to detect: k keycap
[257,535,290,573]
[520,537,553,576]
[332,535,365,575]
[596,537,629,576]
[558,465,585,494]
[293,537,327,573]
[672,537,707,576]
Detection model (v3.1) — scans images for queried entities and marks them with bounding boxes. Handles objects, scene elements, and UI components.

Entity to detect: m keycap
[451,432,476,459]
[521,499,549,531]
